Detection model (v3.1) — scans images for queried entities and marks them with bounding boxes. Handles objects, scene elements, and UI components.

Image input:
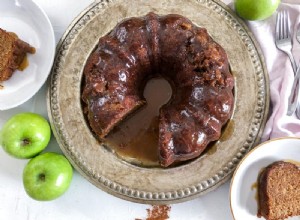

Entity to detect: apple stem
[21,138,31,146]
[39,173,46,182]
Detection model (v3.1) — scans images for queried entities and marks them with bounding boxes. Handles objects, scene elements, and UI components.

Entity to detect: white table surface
[0,0,236,219]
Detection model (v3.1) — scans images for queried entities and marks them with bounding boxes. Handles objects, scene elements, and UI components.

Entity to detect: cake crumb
[0,84,4,90]
[135,205,171,220]
[146,205,170,220]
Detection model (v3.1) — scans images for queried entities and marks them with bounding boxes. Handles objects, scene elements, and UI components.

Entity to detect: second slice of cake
[0,28,35,82]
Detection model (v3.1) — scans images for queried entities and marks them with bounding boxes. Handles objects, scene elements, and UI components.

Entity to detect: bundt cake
[0,28,35,82]
[257,161,300,220]
[82,12,234,167]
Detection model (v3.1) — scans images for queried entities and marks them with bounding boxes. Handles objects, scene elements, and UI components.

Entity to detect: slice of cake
[257,161,300,220]
[0,28,35,82]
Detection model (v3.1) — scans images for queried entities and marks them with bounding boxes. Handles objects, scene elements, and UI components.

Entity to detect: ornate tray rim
[47,0,270,204]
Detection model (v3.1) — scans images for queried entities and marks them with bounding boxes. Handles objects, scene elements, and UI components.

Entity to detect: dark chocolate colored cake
[82,12,234,167]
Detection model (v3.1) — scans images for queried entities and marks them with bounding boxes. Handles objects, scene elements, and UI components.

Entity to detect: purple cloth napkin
[242,2,300,141]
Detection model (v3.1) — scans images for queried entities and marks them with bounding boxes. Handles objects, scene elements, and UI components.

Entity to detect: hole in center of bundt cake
[143,77,173,112]
[105,77,172,167]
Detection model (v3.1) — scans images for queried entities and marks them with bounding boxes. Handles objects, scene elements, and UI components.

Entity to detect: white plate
[0,0,55,110]
[230,137,300,220]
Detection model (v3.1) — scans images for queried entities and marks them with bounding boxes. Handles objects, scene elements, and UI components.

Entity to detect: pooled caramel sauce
[220,120,234,142]
[106,77,172,167]
[251,182,259,202]
[18,55,29,71]
[204,142,217,156]
[252,167,267,204]
[251,182,258,190]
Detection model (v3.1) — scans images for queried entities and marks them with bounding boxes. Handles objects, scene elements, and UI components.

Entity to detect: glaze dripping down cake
[82,12,234,167]
[0,28,35,82]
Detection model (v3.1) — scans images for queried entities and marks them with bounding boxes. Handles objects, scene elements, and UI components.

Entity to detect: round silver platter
[47,0,269,204]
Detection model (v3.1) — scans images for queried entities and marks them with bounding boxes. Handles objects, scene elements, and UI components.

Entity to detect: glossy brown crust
[82,12,234,167]
[0,28,35,82]
[257,161,300,220]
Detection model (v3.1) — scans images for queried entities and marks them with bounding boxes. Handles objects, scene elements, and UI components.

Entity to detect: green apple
[0,112,51,159]
[234,0,280,21]
[23,152,73,201]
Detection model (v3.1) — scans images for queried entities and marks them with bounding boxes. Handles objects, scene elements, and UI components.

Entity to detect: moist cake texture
[82,12,234,167]
[0,28,35,82]
[258,161,300,220]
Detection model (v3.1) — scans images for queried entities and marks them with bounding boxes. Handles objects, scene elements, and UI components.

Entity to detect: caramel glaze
[251,182,259,202]
[18,54,29,71]
[106,78,172,166]
[82,12,234,167]
[0,28,35,82]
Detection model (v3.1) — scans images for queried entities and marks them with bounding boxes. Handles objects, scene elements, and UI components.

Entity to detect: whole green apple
[23,152,73,201]
[0,112,51,159]
[234,0,280,21]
